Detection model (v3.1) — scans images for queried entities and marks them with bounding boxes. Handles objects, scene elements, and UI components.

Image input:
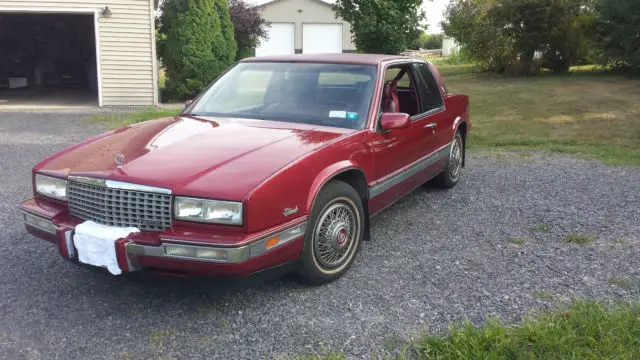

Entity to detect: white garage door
[303,24,343,54]
[255,23,295,57]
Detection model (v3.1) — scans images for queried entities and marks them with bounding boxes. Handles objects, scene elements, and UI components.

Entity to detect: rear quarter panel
[445,94,471,134]
[429,61,471,135]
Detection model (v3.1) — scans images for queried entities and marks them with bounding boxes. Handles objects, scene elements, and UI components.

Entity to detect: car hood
[37,116,349,200]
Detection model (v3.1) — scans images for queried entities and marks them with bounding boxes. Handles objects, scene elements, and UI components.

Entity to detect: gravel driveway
[1,111,638,360]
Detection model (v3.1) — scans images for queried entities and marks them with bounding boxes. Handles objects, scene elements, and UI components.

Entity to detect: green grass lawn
[435,63,640,165]
[87,108,181,129]
[292,300,640,360]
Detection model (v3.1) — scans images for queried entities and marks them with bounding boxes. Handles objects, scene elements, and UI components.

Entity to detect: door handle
[424,123,437,129]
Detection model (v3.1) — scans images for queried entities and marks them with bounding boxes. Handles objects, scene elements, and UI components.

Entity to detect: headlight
[174,197,243,225]
[35,174,67,201]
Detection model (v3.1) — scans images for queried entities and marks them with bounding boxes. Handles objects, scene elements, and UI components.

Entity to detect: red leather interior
[381,81,399,113]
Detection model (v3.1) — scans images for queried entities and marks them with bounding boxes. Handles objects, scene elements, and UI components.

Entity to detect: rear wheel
[433,131,464,189]
[295,181,364,285]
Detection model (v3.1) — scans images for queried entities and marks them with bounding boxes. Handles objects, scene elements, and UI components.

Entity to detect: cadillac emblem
[114,153,125,168]
[283,206,299,217]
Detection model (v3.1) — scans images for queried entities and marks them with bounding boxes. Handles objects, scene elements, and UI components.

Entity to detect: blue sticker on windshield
[346,112,358,120]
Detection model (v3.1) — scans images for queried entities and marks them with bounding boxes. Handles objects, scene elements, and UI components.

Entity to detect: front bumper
[20,198,306,277]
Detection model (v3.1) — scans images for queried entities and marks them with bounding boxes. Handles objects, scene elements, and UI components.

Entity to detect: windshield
[187,62,377,129]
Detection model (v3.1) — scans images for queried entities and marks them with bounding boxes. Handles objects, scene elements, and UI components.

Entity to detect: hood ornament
[114,153,125,168]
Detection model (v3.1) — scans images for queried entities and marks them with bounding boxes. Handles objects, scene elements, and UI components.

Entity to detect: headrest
[383,81,397,98]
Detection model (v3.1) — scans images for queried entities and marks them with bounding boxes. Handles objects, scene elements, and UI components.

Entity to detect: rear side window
[414,63,444,112]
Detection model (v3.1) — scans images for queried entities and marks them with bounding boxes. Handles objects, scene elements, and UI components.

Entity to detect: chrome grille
[68,181,172,231]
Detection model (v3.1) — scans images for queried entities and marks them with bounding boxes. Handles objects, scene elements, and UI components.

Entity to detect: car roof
[239,53,415,66]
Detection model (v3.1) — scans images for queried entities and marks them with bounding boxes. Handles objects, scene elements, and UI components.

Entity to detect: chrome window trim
[410,106,445,122]
[369,142,451,199]
[68,176,172,194]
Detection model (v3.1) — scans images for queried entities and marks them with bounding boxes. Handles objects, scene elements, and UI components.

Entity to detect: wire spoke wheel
[313,201,357,269]
[449,136,463,180]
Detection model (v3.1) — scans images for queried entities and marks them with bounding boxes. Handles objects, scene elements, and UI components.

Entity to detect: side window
[414,63,444,112]
[381,65,421,116]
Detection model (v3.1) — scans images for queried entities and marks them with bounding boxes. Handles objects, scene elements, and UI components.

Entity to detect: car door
[367,63,437,213]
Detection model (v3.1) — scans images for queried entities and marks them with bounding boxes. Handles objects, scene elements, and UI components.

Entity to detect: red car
[20,54,470,284]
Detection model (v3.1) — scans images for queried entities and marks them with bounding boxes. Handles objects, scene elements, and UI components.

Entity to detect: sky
[251,0,450,34]
[422,0,449,34]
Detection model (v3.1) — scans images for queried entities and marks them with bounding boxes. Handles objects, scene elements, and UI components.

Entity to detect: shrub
[595,0,640,73]
[442,0,596,75]
[158,0,236,101]
[228,0,268,61]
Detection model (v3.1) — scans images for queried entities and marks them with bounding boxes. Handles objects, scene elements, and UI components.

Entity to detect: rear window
[188,62,377,129]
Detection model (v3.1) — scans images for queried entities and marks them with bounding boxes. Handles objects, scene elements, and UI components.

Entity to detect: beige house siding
[0,0,158,106]
[258,0,356,52]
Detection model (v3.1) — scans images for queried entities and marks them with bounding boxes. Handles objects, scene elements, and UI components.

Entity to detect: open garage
[0,13,99,108]
[0,2,158,108]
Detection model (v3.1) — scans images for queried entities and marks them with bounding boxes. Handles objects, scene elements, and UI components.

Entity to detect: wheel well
[331,169,371,241]
[457,122,468,167]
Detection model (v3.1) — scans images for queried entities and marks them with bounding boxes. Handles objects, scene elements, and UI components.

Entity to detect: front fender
[244,132,374,234]
[305,161,366,214]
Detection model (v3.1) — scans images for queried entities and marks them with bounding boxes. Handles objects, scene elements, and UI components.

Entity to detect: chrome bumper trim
[22,210,57,235]
[124,221,307,267]
[64,230,75,258]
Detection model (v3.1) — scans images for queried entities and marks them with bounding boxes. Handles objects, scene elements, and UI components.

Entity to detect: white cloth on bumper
[73,221,140,275]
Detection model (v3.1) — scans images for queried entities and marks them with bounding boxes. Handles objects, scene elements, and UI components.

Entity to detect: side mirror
[380,112,411,131]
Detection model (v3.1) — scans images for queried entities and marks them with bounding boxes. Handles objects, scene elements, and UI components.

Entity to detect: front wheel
[433,131,464,189]
[295,181,364,285]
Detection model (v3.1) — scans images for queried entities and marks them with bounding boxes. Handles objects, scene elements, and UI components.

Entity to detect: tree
[228,0,268,60]
[443,0,518,73]
[541,1,596,73]
[423,33,444,49]
[443,0,596,75]
[488,0,556,74]
[215,0,237,64]
[409,32,443,49]
[595,0,640,73]
[158,0,236,101]
[333,0,425,54]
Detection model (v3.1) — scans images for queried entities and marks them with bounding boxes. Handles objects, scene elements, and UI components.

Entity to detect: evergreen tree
[158,0,236,101]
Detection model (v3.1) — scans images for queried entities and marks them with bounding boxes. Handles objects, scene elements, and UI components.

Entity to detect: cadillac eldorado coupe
[20,54,470,284]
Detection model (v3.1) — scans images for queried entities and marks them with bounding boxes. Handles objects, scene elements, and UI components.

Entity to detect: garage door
[255,23,295,57]
[303,24,343,54]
